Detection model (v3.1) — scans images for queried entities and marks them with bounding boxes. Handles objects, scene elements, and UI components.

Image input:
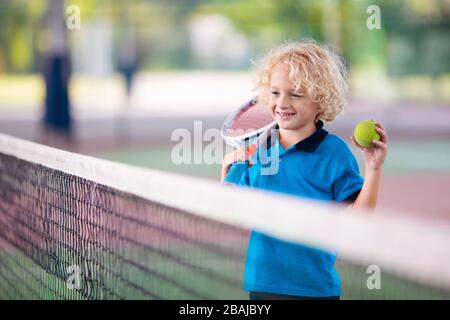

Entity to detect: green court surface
[99,141,450,178]
[0,247,247,300]
[1,245,449,300]
[99,146,223,179]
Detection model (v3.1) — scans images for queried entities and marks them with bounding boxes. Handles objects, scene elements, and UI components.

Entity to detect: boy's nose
[277,95,291,108]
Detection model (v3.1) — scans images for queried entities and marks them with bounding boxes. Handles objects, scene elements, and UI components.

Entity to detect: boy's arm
[347,121,388,211]
[221,147,250,183]
[347,167,381,210]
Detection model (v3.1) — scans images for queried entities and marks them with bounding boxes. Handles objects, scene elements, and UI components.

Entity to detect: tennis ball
[353,120,380,148]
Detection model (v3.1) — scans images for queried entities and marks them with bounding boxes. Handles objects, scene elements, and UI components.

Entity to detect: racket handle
[224,161,248,184]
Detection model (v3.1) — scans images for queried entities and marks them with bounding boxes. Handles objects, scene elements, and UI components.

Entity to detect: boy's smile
[276,111,296,121]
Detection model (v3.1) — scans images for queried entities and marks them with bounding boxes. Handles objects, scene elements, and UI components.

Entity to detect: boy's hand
[351,121,388,171]
[223,148,252,166]
[221,147,252,181]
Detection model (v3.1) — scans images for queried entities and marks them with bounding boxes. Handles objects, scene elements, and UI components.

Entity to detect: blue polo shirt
[224,121,363,297]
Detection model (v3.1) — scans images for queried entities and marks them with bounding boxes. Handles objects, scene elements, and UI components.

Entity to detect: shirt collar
[294,120,328,152]
[271,120,328,153]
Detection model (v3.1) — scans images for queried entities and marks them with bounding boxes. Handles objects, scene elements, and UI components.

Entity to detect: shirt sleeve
[342,189,361,203]
[238,167,250,186]
[223,163,250,186]
[333,156,364,202]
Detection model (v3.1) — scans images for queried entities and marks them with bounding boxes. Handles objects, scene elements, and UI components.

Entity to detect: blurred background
[0,0,449,219]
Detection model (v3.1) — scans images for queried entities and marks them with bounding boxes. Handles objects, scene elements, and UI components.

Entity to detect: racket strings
[227,106,274,137]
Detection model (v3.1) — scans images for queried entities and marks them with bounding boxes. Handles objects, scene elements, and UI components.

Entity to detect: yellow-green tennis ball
[354,120,380,148]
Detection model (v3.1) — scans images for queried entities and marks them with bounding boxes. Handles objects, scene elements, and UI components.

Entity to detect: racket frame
[221,97,276,149]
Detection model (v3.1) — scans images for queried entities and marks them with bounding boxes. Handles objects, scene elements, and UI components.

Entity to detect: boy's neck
[279,122,317,149]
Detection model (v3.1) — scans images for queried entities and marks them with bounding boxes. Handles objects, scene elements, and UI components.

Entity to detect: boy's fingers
[375,121,385,129]
[237,150,250,162]
[376,122,388,138]
[230,150,245,163]
[372,140,387,150]
[375,127,386,136]
[376,127,388,143]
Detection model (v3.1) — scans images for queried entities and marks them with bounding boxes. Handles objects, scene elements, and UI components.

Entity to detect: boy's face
[268,62,319,131]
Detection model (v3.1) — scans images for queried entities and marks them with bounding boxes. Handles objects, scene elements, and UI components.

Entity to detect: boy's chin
[277,124,300,130]
[277,122,306,130]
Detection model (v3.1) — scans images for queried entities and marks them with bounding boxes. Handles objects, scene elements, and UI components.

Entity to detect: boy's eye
[270,91,279,95]
[291,93,303,98]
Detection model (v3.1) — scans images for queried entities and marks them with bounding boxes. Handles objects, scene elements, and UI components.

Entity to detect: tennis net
[0,133,449,300]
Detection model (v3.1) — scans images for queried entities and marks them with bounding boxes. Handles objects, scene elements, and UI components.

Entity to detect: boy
[221,41,388,299]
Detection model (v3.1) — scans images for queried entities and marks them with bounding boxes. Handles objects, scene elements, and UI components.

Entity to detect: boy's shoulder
[320,132,354,158]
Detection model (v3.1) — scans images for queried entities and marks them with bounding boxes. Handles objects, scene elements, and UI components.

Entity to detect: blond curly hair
[254,40,349,123]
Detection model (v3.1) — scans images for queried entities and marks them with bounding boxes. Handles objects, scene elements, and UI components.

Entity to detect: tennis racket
[221,97,276,183]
